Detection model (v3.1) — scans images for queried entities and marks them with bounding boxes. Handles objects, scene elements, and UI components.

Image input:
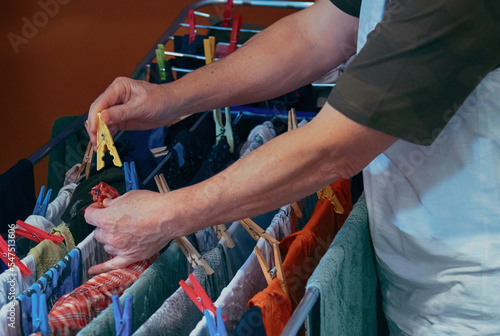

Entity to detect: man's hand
[84,189,175,275]
[87,77,177,148]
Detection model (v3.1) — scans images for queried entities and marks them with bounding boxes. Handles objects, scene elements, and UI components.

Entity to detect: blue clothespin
[33,186,52,217]
[32,292,50,336]
[124,162,139,192]
[113,294,132,336]
[205,307,227,336]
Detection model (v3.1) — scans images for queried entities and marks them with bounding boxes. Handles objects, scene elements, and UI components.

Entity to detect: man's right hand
[87,77,178,147]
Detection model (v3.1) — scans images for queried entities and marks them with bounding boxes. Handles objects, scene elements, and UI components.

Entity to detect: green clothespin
[155,44,167,81]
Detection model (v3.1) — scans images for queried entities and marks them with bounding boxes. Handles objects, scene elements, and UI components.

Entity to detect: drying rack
[28,0,316,168]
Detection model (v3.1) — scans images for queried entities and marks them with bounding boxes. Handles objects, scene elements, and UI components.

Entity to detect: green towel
[306,194,378,336]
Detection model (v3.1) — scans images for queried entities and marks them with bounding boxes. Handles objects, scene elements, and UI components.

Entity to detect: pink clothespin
[90,182,121,208]
[179,274,227,322]
[221,0,234,27]
[0,236,32,275]
[15,220,65,244]
[227,14,242,55]
[189,9,196,44]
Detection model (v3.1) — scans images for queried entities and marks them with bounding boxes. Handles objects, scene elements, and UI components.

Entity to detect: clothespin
[203,36,216,65]
[33,186,52,217]
[0,236,32,275]
[16,220,65,244]
[317,185,344,214]
[227,14,242,55]
[180,274,226,321]
[90,182,121,207]
[32,293,50,336]
[213,107,234,153]
[155,44,167,81]
[154,174,214,275]
[145,64,151,82]
[239,218,288,297]
[76,141,94,180]
[188,9,196,44]
[286,108,303,218]
[124,162,139,192]
[213,225,234,248]
[150,146,169,158]
[205,307,227,336]
[96,113,122,171]
[221,0,234,27]
[113,294,132,336]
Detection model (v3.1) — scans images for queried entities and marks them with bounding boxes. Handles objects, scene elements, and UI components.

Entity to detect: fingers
[88,256,137,276]
[84,204,103,228]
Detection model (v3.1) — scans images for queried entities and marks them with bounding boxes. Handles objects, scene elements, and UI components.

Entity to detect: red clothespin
[227,14,242,55]
[188,9,196,44]
[15,220,65,244]
[90,182,121,208]
[221,0,234,27]
[180,274,227,322]
[0,236,32,275]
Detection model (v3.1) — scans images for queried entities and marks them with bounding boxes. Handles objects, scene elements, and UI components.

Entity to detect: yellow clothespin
[154,174,214,275]
[286,108,303,218]
[317,185,344,214]
[76,141,93,180]
[96,113,122,171]
[213,224,234,248]
[239,218,288,296]
[203,36,215,65]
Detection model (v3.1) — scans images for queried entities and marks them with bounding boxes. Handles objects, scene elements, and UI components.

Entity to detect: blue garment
[233,307,266,336]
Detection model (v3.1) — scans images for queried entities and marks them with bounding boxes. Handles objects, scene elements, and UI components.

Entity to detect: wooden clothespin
[239,218,288,296]
[317,185,344,214]
[155,44,167,81]
[213,107,234,153]
[188,9,196,44]
[150,146,169,158]
[180,274,227,321]
[286,108,303,218]
[77,141,93,180]
[212,224,234,248]
[96,113,122,171]
[154,174,214,275]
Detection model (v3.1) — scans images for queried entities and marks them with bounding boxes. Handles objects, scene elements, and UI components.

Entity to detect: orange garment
[248,179,352,335]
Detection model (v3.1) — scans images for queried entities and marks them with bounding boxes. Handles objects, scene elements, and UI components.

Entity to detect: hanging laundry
[0,159,36,235]
[47,256,155,335]
[246,179,352,335]
[190,205,293,335]
[76,231,108,284]
[304,194,379,336]
[0,298,21,335]
[134,245,228,336]
[0,255,36,307]
[232,306,266,336]
[239,121,276,158]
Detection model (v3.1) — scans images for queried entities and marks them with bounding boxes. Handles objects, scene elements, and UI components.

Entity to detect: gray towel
[306,194,378,336]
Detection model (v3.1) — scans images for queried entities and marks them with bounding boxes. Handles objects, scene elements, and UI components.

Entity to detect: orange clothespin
[317,185,344,214]
[180,274,227,321]
[15,220,65,244]
[154,174,214,275]
[96,113,122,171]
[0,236,32,275]
[188,9,196,44]
[239,218,288,297]
[227,14,242,55]
[221,0,234,27]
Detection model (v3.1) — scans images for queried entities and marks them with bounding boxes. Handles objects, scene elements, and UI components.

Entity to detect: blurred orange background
[0,0,299,190]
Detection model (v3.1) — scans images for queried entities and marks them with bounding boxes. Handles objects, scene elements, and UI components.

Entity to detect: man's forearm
[166,0,358,118]
[165,103,396,237]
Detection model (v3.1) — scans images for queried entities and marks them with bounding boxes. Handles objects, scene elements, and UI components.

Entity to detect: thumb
[88,256,136,276]
[101,105,128,131]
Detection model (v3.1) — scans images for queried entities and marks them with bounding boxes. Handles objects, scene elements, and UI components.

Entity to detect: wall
[0,0,298,190]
